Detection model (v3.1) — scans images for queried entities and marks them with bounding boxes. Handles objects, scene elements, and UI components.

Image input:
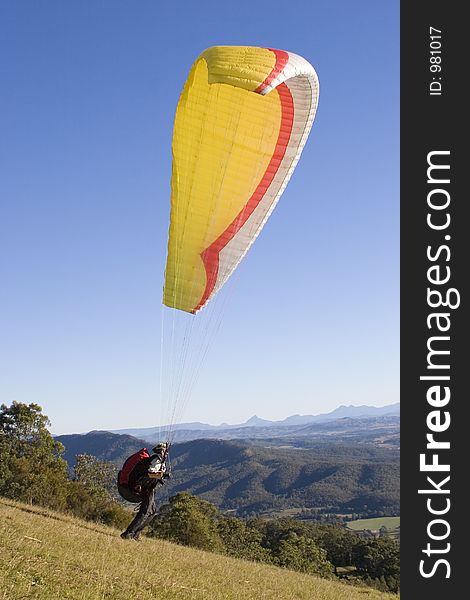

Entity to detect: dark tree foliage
[0,401,69,509]
[312,524,357,573]
[67,453,128,527]
[0,402,129,528]
[74,454,118,498]
[217,515,271,562]
[352,537,400,593]
[149,492,224,551]
[274,532,334,577]
[244,515,399,591]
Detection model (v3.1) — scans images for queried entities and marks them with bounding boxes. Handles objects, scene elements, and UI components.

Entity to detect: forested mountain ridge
[56,433,399,517]
[56,430,149,464]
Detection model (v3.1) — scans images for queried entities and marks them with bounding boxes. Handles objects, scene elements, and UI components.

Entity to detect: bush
[274,532,334,577]
[150,492,224,551]
[98,501,131,529]
[217,516,270,562]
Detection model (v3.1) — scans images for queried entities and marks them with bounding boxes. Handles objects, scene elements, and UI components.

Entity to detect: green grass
[0,498,398,600]
[346,517,400,531]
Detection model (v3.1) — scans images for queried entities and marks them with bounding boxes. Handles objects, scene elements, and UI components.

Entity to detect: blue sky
[0,1,399,434]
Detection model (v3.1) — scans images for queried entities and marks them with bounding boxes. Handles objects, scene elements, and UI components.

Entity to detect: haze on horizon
[53,401,400,437]
[0,1,399,436]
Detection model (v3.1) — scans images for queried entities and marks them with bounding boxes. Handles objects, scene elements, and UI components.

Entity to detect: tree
[67,454,129,527]
[313,525,357,574]
[65,479,130,528]
[217,516,270,562]
[274,532,334,577]
[74,454,117,497]
[150,492,224,551]
[352,537,400,592]
[0,402,69,509]
[0,432,13,491]
[0,402,134,528]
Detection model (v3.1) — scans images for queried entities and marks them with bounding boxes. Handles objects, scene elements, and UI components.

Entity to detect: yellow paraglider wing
[164,46,319,313]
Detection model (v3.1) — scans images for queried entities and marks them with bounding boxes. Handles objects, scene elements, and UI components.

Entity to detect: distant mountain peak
[244,415,273,426]
[106,402,399,439]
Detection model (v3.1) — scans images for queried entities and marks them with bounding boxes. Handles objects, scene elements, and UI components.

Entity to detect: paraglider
[118,45,318,537]
[160,45,319,435]
[164,46,319,314]
[118,443,170,540]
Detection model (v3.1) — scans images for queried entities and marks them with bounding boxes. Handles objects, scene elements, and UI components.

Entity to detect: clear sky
[0,1,399,434]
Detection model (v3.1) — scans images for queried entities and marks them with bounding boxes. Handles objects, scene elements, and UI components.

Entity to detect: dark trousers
[123,484,157,536]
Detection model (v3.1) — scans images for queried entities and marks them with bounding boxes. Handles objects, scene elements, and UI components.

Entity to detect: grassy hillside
[0,498,397,600]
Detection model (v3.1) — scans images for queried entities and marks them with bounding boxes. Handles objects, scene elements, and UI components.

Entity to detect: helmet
[152,442,168,454]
